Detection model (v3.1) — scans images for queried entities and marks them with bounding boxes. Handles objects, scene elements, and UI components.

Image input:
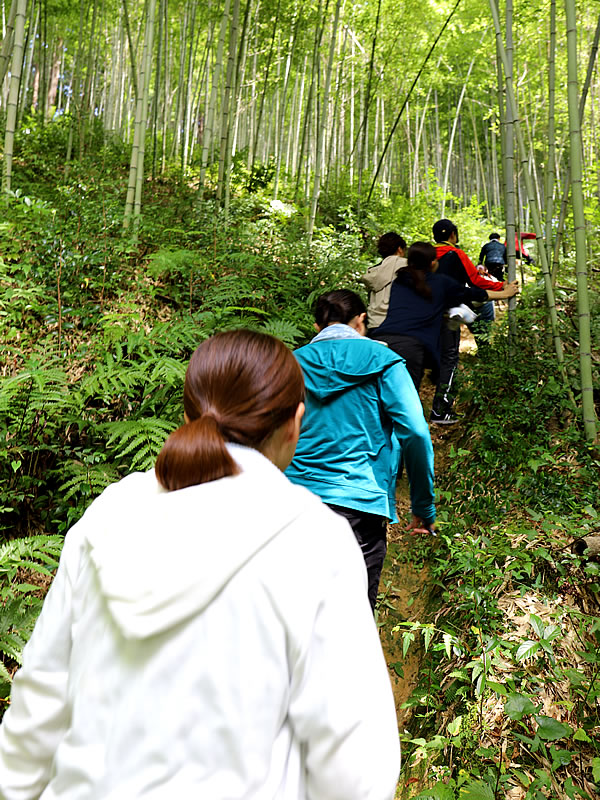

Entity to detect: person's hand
[406,515,436,535]
[505,280,519,297]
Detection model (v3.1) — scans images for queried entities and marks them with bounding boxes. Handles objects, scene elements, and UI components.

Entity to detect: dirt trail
[378,531,432,728]
[378,334,476,727]
[378,424,456,728]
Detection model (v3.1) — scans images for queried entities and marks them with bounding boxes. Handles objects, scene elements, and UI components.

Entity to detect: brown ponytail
[155,330,304,491]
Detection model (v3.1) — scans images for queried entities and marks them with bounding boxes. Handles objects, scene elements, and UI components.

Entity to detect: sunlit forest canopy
[0,0,597,217]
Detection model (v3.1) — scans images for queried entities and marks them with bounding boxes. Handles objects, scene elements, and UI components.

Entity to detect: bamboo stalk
[489,0,568,382]
[564,0,598,441]
[0,0,17,88]
[367,0,461,203]
[2,0,27,193]
[307,0,341,242]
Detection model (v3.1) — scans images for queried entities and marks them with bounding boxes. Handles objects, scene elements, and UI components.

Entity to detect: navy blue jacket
[479,239,507,265]
[373,272,487,365]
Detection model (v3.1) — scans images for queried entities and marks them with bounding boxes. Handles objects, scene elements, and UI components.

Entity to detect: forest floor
[379,363,463,728]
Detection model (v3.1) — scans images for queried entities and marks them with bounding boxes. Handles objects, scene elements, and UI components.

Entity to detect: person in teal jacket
[286,290,436,610]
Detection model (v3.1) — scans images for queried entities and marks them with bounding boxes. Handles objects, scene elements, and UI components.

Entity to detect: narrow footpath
[377,333,477,728]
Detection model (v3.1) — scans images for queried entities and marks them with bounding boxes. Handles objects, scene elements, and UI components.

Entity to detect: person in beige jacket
[361,231,407,330]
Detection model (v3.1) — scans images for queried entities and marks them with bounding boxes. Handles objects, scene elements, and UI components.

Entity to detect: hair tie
[200,409,223,429]
[187,410,220,427]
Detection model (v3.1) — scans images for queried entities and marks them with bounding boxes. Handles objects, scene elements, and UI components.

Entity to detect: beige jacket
[360,255,407,329]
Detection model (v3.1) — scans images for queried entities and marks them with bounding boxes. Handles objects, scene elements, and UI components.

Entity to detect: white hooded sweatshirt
[0,445,400,800]
[360,255,407,329]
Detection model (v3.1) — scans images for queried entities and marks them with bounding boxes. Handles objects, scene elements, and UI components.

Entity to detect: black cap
[432,219,458,242]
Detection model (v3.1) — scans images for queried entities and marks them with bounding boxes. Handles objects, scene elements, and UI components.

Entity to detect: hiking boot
[430,410,460,425]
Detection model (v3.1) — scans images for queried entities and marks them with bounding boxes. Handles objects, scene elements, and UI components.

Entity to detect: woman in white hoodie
[0,329,400,800]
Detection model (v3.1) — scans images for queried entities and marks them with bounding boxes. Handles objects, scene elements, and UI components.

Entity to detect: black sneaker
[430,410,459,425]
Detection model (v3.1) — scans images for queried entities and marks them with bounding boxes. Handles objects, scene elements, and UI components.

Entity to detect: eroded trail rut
[377,378,461,729]
[378,530,433,728]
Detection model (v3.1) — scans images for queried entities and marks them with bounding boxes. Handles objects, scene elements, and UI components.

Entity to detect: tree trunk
[2,0,27,193]
[356,0,381,207]
[551,12,600,284]
[441,44,480,217]
[572,536,600,558]
[218,0,241,211]
[0,0,17,88]
[79,0,99,157]
[250,0,280,175]
[123,0,157,230]
[564,0,598,442]
[502,0,517,332]
[65,0,86,166]
[273,5,300,200]
[307,0,340,242]
[152,0,164,177]
[367,0,461,203]
[122,0,138,102]
[199,0,232,191]
[545,0,556,268]
[132,0,157,226]
[293,0,327,202]
[489,0,568,383]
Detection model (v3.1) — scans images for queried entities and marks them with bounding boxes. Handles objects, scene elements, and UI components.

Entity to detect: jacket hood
[362,255,407,292]
[295,337,403,401]
[434,244,456,258]
[82,446,312,640]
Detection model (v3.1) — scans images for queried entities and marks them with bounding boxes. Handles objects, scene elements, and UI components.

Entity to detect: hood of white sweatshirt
[83,445,312,640]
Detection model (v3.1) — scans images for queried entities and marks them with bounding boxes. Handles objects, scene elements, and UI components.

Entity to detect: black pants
[327,504,387,612]
[486,261,504,281]
[370,333,427,390]
[432,319,460,417]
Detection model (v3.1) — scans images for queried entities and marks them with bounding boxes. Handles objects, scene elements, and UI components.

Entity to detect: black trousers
[327,504,387,612]
[370,333,427,390]
[486,261,505,281]
[432,319,460,417]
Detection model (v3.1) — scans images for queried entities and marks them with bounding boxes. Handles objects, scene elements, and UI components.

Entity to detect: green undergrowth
[0,176,370,543]
[0,536,62,711]
[394,299,600,799]
[0,164,374,704]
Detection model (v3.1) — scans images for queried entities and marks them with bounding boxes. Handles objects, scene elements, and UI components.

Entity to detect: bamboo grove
[0,0,598,439]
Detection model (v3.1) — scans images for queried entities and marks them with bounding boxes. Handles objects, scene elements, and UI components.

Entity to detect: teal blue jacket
[286,330,435,524]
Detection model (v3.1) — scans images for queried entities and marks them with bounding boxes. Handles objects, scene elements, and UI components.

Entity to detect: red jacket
[505,232,536,260]
[435,244,504,291]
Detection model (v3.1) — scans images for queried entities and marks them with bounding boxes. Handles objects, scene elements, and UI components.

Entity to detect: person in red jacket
[430,219,517,424]
[505,232,536,264]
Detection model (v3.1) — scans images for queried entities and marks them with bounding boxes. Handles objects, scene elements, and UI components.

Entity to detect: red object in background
[504,232,536,262]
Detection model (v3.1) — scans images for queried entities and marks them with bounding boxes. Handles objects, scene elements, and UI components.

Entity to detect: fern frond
[0,535,63,676]
[0,632,26,665]
[0,535,62,580]
[147,248,200,279]
[102,417,176,471]
[57,462,120,504]
[148,356,187,385]
[260,319,304,347]
[0,366,71,418]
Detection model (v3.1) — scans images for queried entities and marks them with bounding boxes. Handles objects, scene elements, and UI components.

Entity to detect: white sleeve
[0,534,80,800]
[287,523,400,800]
